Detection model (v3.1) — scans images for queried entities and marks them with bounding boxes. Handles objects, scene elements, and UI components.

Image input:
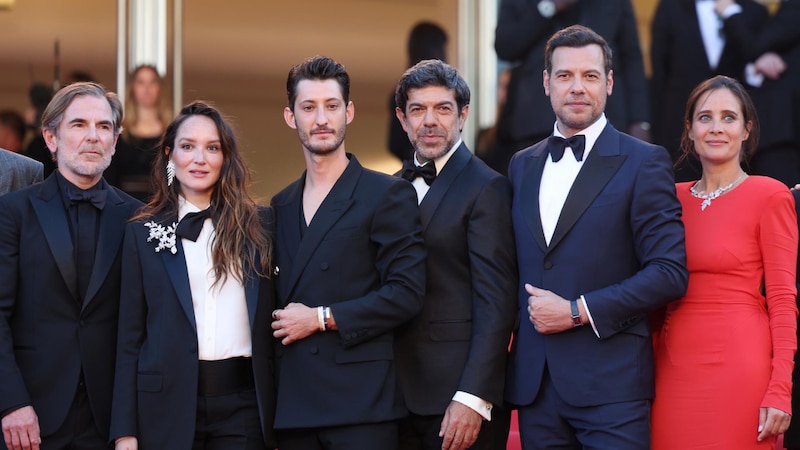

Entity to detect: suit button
[543,261,553,270]
[310,346,319,355]
[320,262,329,271]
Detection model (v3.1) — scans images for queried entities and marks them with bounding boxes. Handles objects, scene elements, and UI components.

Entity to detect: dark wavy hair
[677,75,760,168]
[394,59,470,115]
[134,101,271,282]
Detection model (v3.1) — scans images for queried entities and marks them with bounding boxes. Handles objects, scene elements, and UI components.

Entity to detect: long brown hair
[134,101,271,282]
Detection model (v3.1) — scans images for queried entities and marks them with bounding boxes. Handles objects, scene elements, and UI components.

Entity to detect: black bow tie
[548,135,586,162]
[176,208,212,242]
[68,189,107,210]
[400,160,437,186]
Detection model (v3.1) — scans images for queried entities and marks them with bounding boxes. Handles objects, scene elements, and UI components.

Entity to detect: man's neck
[58,168,102,191]
[304,148,349,189]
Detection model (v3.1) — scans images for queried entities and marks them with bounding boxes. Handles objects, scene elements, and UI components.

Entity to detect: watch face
[538,0,556,18]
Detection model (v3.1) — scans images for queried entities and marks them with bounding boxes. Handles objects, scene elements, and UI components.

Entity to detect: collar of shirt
[54,170,104,211]
[410,139,461,204]
[550,114,607,160]
[178,195,208,220]
[413,138,461,172]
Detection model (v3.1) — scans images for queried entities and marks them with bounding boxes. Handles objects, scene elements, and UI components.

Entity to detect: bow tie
[548,134,586,162]
[400,160,437,186]
[176,208,212,242]
[68,189,107,210]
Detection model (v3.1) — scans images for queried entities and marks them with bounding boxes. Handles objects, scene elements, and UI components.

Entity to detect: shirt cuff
[745,63,765,88]
[452,391,492,421]
[580,295,600,338]
[720,3,742,19]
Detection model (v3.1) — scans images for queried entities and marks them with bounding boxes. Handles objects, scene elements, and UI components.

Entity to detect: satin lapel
[158,223,196,331]
[548,127,626,253]
[284,156,360,299]
[30,176,79,301]
[83,185,130,309]
[419,144,471,231]
[274,178,303,305]
[681,0,711,71]
[521,144,549,253]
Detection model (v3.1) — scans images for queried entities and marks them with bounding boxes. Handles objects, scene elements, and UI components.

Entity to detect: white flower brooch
[144,221,178,254]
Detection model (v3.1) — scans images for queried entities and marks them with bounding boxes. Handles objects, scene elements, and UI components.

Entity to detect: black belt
[198,356,254,396]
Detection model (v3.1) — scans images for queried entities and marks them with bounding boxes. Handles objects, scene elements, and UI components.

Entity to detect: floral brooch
[144,221,178,254]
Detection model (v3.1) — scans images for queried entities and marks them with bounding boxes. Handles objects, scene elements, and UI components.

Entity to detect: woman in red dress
[651,75,798,449]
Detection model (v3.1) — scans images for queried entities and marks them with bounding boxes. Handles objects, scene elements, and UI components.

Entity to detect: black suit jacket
[394,144,517,415]
[0,173,141,439]
[109,207,276,448]
[495,0,649,146]
[271,154,426,429]
[650,0,768,176]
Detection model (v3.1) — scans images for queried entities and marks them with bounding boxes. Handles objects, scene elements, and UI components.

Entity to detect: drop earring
[166,160,175,186]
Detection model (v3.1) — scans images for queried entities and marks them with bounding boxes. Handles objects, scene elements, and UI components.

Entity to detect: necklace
[689,173,747,211]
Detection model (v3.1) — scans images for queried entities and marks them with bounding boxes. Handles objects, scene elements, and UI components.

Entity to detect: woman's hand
[757,407,791,442]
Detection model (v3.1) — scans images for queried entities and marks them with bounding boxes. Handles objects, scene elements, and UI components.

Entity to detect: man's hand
[115,436,138,450]
[526,284,574,334]
[271,302,320,345]
[2,406,40,450]
[754,52,787,80]
[439,401,482,450]
[757,406,791,442]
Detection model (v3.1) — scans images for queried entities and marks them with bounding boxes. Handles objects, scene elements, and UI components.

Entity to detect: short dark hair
[678,75,760,166]
[394,59,470,114]
[286,56,350,111]
[544,25,613,75]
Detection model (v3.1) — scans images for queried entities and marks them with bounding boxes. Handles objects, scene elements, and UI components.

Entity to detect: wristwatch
[538,0,556,18]
[570,300,583,327]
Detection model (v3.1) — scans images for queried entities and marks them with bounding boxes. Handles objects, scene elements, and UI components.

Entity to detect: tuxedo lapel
[521,144,549,253]
[30,176,79,301]
[151,215,196,330]
[83,184,130,309]
[548,127,626,252]
[419,144,471,230]
[244,267,259,329]
[283,156,359,299]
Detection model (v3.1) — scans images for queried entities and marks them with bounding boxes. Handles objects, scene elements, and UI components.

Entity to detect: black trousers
[277,421,398,450]
[398,407,511,450]
[40,378,111,450]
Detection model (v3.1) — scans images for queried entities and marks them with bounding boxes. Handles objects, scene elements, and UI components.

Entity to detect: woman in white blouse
[110,101,276,450]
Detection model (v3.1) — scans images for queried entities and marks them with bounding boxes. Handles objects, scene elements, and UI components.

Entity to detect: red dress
[652,176,798,449]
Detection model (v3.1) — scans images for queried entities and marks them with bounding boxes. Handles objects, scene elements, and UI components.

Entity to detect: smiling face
[544,44,613,137]
[396,85,468,163]
[284,79,353,156]
[44,95,118,189]
[170,114,224,207]
[688,88,751,167]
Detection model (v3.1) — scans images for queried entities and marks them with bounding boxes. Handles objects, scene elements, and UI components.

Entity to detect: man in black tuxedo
[392,60,517,450]
[0,82,141,450]
[269,56,426,449]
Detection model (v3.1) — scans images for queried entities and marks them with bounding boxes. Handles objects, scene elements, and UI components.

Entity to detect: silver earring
[166,160,175,186]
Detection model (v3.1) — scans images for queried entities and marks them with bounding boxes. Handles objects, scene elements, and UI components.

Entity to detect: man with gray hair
[0,82,141,449]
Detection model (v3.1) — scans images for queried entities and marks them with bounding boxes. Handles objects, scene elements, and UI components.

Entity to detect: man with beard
[392,59,517,450]
[269,55,426,449]
[0,82,141,450]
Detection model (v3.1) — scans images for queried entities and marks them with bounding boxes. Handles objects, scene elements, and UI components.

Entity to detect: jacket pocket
[335,340,393,364]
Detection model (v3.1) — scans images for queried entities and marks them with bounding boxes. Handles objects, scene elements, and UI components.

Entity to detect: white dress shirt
[410,139,460,205]
[696,1,742,70]
[179,196,252,361]
[539,116,608,337]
